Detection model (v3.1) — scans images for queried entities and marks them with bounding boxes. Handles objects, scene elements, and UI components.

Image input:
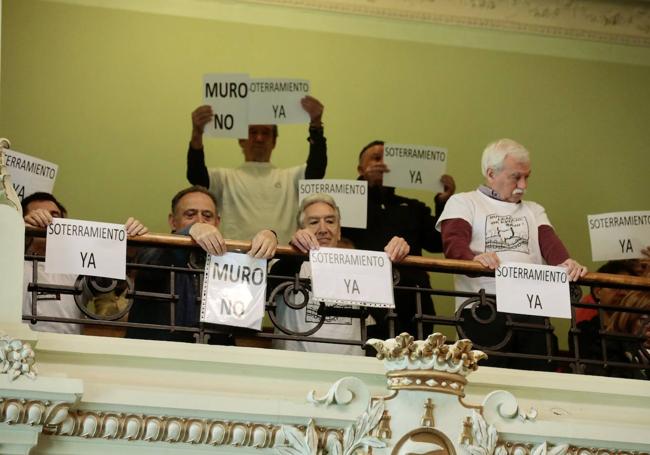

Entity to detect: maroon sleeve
[441,219,475,260]
[539,225,570,265]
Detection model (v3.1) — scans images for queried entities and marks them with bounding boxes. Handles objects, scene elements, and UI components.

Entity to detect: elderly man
[436,138,587,370]
[342,140,456,340]
[270,194,363,355]
[126,185,277,343]
[186,96,326,244]
[271,193,410,355]
[22,192,148,335]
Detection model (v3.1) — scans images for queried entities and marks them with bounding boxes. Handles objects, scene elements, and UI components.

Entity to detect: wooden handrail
[26,227,650,290]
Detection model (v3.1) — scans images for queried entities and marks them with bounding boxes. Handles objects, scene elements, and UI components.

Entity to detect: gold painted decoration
[0,398,70,426]
[392,427,457,455]
[366,332,487,375]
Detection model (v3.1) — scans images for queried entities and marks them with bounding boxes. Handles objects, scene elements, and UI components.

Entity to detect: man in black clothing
[185,96,327,244]
[341,140,456,340]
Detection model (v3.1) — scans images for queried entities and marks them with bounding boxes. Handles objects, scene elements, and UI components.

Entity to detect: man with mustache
[436,138,587,370]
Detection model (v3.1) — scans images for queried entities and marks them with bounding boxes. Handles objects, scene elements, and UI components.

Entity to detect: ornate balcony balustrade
[21,227,650,379]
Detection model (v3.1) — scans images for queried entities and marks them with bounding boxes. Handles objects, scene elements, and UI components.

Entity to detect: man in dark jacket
[341,140,456,340]
[126,185,277,343]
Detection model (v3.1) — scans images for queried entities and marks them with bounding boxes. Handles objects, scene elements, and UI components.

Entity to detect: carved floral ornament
[240,0,650,46]
[0,332,37,380]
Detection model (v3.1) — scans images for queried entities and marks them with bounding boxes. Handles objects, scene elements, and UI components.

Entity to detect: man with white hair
[436,138,587,370]
[270,193,361,355]
[270,193,409,355]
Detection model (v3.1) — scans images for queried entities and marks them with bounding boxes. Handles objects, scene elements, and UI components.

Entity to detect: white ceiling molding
[239,0,650,47]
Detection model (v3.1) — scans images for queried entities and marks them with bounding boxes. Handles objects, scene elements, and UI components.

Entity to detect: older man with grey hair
[270,194,362,355]
[270,193,409,355]
[436,138,587,370]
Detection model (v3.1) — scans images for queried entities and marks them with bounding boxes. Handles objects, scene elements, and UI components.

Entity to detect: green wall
[2,0,649,344]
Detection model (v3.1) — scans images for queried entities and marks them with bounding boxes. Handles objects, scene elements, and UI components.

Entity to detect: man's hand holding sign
[495,262,571,318]
[310,247,395,309]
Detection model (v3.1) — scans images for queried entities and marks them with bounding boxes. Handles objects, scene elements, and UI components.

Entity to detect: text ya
[12,183,25,200]
[344,278,360,295]
[80,251,96,269]
[409,170,422,184]
[619,238,634,253]
[527,293,542,309]
[272,104,286,119]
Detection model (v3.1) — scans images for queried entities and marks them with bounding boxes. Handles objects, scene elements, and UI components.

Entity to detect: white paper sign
[495,262,570,318]
[200,252,267,330]
[382,143,447,191]
[309,247,394,308]
[298,179,368,229]
[45,218,127,280]
[203,73,249,138]
[588,211,650,261]
[2,149,58,200]
[248,78,310,124]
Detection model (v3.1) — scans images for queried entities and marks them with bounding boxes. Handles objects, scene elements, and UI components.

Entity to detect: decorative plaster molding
[307,376,370,407]
[277,400,385,455]
[366,333,486,396]
[47,411,282,445]
[460,410,570,455]
[0,142,22,213]
[482,390,538,422]
[2,396,645,454]
[0,398,71,426]
[239,0,650,47]
[494,443,647,455]
[40,407,344,448]
[0,333,37,381]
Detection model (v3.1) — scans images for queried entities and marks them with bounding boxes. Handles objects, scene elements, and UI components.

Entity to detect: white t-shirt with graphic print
[435,189,552,309]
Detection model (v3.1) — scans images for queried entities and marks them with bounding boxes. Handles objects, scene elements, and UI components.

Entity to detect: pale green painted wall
[2,0,649,345]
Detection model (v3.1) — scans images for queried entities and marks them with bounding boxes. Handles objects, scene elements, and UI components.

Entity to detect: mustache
[512,188,525,196]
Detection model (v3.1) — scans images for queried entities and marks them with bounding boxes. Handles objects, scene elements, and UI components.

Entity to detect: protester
[126,185,277,343]
[186,96,326,244]
[22,192,147,334]
[436,138,587,370]
[342,140,455,340]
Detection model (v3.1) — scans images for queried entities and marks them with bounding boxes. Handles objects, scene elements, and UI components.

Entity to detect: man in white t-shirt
[186,97,327,244]
[435,138,587,370]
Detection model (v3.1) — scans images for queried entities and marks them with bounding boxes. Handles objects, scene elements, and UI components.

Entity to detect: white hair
[297,193,341,228]
[481,138,530,177]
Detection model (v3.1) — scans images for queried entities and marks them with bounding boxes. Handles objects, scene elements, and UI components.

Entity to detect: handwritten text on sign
[200,253,267,330]
[45,219,127,280]
[298,179,368,229]
[2,149,57,201]
[588,211,650,261]
[309,247,394,308]
[495,262,570,319]
[248,79,310,124]
[203,73,249,138]
[382,143,447,191]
